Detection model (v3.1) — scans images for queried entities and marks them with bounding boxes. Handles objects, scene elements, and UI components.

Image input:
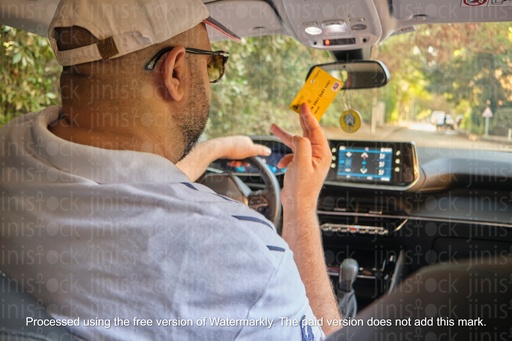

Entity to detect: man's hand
[214,136,271,160]
[271,103,341,335]
[176,136,271,181]
[271,103,332,211]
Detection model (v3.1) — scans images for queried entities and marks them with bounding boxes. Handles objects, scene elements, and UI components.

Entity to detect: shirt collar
[33,106,190,184]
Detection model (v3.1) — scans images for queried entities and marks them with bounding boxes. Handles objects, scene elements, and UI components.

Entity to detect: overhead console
[274,0,383,50]
[326,140,419,189]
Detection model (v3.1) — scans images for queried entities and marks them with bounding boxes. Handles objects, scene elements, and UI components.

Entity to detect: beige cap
[49,0,240,66]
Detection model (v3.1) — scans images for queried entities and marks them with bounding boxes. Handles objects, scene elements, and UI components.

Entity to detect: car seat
[327,256,512,340]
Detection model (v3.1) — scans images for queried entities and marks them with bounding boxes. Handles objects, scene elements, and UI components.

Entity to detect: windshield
[2,22,512,153]
[209,22,512,152]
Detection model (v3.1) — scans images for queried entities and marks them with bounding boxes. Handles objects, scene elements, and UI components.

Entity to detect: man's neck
[49,102,185,163]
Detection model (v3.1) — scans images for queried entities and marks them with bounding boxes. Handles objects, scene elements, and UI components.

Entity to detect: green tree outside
[1,26,61,125]
[3,23,512,138]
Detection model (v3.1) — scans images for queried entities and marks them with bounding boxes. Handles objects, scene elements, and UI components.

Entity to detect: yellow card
[289,66,343,121]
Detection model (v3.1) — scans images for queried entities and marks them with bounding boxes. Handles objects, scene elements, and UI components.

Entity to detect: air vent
[317,197,407,235]
[320,222,390,235]
[318,195,406,214]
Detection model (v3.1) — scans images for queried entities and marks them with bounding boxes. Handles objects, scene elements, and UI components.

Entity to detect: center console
[320,140,415,309]
[324,232,406,309]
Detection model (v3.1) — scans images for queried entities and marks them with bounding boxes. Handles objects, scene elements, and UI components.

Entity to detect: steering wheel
[198,156,282,231]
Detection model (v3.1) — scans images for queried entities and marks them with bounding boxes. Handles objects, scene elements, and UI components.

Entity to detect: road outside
[323,121,512,152]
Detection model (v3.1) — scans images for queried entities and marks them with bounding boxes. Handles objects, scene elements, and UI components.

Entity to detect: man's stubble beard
[177,65,210,161]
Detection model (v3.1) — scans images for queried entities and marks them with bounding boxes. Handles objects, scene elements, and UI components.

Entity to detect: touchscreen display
[337,146,393,182]
[327,140,418,187]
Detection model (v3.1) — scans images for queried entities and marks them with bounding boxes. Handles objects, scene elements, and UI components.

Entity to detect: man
[0,0,340,339]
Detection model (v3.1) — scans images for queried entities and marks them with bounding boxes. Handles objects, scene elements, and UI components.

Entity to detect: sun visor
[391,0,512,22]
[206,0,282,41]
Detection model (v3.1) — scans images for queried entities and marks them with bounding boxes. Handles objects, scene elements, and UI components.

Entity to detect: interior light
[322,21,348,35]
[305,26,322,35]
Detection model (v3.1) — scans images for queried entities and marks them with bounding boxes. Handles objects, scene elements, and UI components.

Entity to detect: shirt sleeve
[235,246,325,340]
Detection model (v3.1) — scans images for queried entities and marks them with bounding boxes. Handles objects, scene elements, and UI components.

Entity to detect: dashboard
[215,136,512,312]
[209,139,419,187]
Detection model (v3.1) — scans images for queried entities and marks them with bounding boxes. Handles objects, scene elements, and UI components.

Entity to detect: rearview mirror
[307,60,390,90]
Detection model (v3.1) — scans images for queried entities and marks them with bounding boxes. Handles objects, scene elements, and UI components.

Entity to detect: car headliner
[2,0,511,52]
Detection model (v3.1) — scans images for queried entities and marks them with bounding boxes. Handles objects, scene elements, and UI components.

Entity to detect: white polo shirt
[0,106,324,340]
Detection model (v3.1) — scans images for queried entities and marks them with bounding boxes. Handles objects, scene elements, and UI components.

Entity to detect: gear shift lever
[337,258,359,318]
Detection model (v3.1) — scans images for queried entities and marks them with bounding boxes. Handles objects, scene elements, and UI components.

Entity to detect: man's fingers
[299,103,310,138]
[277,154,294,169]
[254,144,272,156]
[278,137,313,170]
[292,135,312,168]
[271,123,293,148]
[299,103,327,145]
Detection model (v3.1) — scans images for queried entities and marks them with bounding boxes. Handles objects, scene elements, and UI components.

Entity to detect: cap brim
[204,16,241,42]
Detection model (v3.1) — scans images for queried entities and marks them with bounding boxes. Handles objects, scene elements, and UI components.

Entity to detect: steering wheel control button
[340,109,362,133]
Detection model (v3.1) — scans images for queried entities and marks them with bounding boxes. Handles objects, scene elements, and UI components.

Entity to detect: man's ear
[161,46,187,102]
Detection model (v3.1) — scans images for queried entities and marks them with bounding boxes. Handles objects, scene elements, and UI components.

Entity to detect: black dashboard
[216,136,512,311]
